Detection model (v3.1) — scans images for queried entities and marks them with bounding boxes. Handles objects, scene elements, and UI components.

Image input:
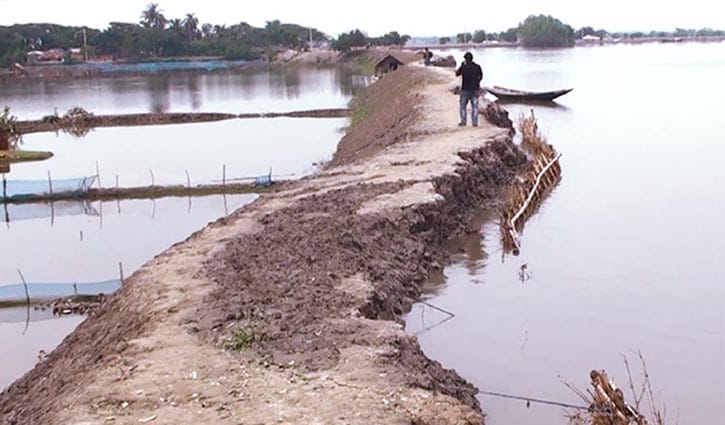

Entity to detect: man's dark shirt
[456,61,483,91]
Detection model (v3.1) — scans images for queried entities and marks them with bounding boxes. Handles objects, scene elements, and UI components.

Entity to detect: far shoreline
[2,35,723,82]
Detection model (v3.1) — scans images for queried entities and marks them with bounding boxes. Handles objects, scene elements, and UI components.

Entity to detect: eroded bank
[1,65,526,424]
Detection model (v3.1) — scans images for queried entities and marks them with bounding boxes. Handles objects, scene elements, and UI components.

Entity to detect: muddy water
[406,42,725,424]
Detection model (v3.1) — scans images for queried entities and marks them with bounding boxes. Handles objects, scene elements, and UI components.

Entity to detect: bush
[0,106,22,149]
[517,15,575,47]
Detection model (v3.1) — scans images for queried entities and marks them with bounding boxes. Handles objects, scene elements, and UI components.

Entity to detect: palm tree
[168,18,183,34]
[183,13,199,39]
[201,23,213,38]
[140,3,167,29]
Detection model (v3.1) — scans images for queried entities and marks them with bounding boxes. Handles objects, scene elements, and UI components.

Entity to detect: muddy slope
[201,139,525,408]
[1,65,525,425]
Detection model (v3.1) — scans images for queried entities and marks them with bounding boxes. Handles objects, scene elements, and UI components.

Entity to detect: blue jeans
[459,90,480,126]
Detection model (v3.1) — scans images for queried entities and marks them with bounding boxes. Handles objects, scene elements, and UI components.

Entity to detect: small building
[27,49,65,65]
[26,51,43,65]
[374,53,404,77]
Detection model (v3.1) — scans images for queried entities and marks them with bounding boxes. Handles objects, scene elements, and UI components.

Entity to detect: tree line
[2,7,724,67]
[0,3,328,66]
[444,15,724,47]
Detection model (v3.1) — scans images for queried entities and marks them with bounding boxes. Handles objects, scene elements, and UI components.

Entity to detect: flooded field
[6,118,347,187]
[0,194,255,389]
[2,66,366,118]
[1,65,362,390]
[406,42,725,424]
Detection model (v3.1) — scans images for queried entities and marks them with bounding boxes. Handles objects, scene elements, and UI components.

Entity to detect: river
[0,65,363,390]
[405,42,725,424]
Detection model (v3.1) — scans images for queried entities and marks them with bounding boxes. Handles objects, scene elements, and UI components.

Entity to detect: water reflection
[147,75,171,113]
[0,194,255,285]
[6,118,347,187]
[494,99,570,111]
[0,313,83,390]
[407,43,725,425]
[0,67,369,118]
[0,193,255,391]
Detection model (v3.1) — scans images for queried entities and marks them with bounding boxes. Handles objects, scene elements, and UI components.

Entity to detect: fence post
[119,261,125,285]
[47,171,54,197]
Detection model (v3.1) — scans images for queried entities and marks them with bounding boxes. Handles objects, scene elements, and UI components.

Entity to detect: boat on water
[485,86,573,102]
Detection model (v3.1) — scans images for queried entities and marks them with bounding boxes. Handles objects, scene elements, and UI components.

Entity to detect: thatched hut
[374,53,404,77]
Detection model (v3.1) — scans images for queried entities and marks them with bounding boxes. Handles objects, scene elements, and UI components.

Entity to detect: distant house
[26,49,65,65]
[374,53,404,77]
[581,35,602,43]
[26,51,43,65]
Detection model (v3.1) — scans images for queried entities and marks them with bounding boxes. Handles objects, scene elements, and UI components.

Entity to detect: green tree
[141,3,167,29]
[472,30,487,43]
[499,27,518,42]
[183,13,199,39]
[370,31,410,46]
[517,14,575,47]
[439,36,450,44]
[0,28,25,66]
[456,32,472,43]
[331,29,367,52]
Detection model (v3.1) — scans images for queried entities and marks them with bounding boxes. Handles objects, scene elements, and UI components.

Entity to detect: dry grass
[500,110,562,254]
[563,352,669,425]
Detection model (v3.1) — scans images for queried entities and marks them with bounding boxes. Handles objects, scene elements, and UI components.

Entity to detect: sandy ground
[1,64,525,424]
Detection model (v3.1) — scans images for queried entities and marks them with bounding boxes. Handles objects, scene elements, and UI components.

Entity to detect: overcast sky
[0,0,722,36]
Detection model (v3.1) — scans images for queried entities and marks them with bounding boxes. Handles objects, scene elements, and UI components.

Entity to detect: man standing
[455,52,483,127]
[423,47,433,66]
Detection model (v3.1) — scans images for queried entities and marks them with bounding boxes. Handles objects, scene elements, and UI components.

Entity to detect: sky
[0,0,723,36]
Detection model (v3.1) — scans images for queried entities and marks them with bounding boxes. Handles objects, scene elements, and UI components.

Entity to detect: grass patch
[0,150,54,164]
[229,328,261,351]
[350,104,371,127]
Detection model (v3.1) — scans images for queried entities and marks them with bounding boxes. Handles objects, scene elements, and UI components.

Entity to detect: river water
[0,66,361,390]
[405,42,725,424]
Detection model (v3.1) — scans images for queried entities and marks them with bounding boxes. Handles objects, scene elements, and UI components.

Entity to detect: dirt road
[1,64,525,424]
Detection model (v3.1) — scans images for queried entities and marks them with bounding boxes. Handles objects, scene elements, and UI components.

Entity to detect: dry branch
[500,110,562,254]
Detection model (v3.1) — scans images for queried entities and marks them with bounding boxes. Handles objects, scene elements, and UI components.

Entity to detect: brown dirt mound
[329,66,429,167]
[198,137,526,412]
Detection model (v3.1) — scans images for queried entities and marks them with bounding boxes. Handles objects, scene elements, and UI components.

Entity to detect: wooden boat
[485,85,573,102]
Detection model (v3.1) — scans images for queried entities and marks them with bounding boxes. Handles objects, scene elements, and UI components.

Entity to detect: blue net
[0,279,121,303]
[1,175,97,201]
[68,60,248,74]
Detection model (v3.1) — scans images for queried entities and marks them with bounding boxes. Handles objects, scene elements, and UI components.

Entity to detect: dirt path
[0,65,525,424]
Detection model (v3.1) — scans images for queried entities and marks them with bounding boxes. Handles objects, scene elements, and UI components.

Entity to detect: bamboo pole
[47,171,53,196]
[510,153,562,227]
[506,153,562,253]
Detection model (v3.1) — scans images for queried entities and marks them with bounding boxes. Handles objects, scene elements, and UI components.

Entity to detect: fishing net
[1,175,97,200]
[0,279,121,303]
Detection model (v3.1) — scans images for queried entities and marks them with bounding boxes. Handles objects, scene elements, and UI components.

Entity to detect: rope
[421,301,455,318]
[479,389,589,411]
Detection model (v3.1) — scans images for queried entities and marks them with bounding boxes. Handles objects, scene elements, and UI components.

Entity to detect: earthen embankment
[1,64,526,424]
